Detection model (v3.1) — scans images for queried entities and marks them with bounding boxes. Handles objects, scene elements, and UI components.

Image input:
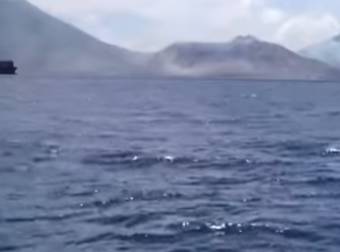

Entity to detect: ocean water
[1,77,340,252]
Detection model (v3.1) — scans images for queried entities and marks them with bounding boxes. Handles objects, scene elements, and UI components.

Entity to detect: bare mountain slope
[0,0,149,76]
[154,36,340,80]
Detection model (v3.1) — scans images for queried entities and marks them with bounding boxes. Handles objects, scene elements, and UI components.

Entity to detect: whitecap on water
[242,93,258,99]
[325,146,340,155]
[163,155,175,162]
[209,223,227,231]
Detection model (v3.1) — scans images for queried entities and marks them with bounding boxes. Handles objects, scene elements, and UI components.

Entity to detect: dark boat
[0,61,17,74]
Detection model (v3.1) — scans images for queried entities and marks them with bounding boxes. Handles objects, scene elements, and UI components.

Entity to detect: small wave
[85,214,132,226]
[84,212,164,228]
[208,118,243,125]
[294,191,340,199]
[70,232,178,246]
[168,221,323,241]
[4,211,89,223]
[73,221,316,247]
[76,190,183,210]
[0,244,34,252]
[182,176,255,187]
[77,197,124,209]
[304,176,340,186]
[276,140,326,157]
[64,189,100,198]
[80,149,301,173]
[168,221,284,235]
[81,150,198,168]
[0,139,61,165]
[326,111,340,117]
[82,151,139,165]
[247,139,340,159]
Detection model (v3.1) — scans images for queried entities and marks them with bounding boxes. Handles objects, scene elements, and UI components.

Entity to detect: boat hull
[0,61,17,75]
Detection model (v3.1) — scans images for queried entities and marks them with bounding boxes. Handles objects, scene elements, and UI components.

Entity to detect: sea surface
[1,77,340,252]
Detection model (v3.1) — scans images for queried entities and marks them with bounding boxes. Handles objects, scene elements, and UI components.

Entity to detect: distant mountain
[300,35,340,69]
[0,0,149,76]
[1,0,339,80]
[153,35,340,80]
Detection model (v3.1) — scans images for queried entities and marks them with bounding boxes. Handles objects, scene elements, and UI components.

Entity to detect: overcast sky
[27,0,340,52]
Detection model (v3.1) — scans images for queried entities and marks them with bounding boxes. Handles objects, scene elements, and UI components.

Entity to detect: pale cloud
[275,14,340,50]
[27,0,340,51]
[261,8,286,24]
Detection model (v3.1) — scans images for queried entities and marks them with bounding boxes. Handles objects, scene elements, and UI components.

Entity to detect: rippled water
[1,77,340,251]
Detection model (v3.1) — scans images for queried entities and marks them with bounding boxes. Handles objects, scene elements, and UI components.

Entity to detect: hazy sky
[27,0,340,51]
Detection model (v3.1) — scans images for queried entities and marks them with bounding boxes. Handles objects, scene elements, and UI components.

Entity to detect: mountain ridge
[153,36,340,80]
[0,0,151,76]
[1,0,340,80]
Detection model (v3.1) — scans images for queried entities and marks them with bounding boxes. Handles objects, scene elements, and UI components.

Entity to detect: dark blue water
[1,77,340,251]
